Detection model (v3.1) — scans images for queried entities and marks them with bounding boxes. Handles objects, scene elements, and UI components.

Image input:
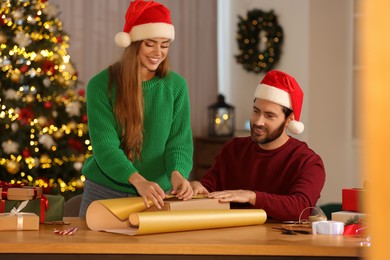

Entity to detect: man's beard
[250,120,286,145]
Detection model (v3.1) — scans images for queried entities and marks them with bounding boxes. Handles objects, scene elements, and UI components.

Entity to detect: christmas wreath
[235,9,283,74]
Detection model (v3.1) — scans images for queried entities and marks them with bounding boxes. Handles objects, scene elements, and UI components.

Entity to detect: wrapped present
[144,196,230,212]
[3,194,64,223]
[0,181,42,201]
[342,188,364,212]
[0,200,39,231]
[332,211,366,224]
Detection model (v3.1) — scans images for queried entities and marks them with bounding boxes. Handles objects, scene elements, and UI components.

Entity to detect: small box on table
[331,211,366,224]
[0,212,39,231]
[342,188,364,212]
[0,186,42,200]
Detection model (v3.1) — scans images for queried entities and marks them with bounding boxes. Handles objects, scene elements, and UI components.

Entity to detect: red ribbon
[39,194,48,223]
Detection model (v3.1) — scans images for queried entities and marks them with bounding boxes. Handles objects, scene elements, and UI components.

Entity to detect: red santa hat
[114,0,175,48]
[254,70,304,134]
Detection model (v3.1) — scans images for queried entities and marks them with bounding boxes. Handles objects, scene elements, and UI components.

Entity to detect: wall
[218,0,360,205]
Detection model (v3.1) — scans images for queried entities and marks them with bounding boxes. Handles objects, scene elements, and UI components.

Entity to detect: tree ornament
[3,89,18,100]
[43,77,51,87]
[22,148,31,158]
[25,94,35,104]
[235,9,284,74]
[37,116,48,127]
[20,64,29,73]
[74,162,83,172]
[38,134,57,150]
[44,101,52,109]
[6,161,20,174]
[10,73,21,83]
[42,3,58,19]
[39,154,51,164]
[53,130,64,139]
[78,89,86,97]
[2,140,19,154]
[66,101,81,117]
[0,32,6,44]
[11,122,19,132]
[34,53,44,62]
[14,31,32,48]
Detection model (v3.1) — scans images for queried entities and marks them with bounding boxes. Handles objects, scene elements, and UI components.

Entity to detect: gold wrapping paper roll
[86,196,267,236]
[128,209,267,235]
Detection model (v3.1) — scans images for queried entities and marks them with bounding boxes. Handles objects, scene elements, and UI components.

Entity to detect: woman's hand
[170,171,193,200]
[128,173,166,209]
[190,181,209,196]
[207,190,256,205]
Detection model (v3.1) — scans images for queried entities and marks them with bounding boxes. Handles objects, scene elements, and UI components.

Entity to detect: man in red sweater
[191,70,325,221]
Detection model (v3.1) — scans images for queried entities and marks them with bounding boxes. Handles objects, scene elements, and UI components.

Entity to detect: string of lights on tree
[0,0,91,195]
[235,9,283,74]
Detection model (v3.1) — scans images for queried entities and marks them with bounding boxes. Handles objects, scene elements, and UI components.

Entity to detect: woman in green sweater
[79,0,194,217]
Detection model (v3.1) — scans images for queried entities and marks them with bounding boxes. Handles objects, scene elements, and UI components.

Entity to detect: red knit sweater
[200,136,326,221]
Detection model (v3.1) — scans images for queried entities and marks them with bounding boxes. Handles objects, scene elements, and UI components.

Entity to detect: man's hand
[207,190,256,205]
[190,181,209,196]
[170,171,193,200]
[129,173,166,209]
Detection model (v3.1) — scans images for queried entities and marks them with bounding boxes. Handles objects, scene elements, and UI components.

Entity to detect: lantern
[208,94,235,137]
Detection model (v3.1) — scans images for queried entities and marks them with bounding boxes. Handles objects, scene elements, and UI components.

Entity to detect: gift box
[3,194,64,223]
[342,188,364,212]
[144,197,230,212]
[0,201,39,231]
[0,185,42,200]
[331,211,366,224]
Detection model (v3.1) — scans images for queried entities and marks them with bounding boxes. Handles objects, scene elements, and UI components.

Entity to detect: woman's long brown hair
[108,40,170,161]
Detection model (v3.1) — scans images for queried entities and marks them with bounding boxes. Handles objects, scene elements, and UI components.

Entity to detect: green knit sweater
[82,69,193,195]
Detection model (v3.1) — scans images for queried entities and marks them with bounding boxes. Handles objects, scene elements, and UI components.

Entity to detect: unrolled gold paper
[86,196,267,236]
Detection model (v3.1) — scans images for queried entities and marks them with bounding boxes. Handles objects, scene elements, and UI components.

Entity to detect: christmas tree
[0,0,90,197]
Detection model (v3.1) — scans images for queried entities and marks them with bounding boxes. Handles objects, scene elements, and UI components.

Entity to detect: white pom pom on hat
[254,70,305,135]
[114,32,132,48]
[115,0,175,48]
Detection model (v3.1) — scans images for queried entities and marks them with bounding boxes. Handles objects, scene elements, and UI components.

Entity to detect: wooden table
[0,218,367,259]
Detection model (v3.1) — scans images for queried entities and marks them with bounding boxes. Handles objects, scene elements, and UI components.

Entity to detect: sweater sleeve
[254,156,326,221]
[164,74,193,179]
[84,70,138,184]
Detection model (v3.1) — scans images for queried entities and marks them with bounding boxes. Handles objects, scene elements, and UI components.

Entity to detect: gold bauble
[39,154,51,164]
[68,121,77,130]
[34,53,44,62]
[10,73,21,83]
[25,94,35,103]
[37,116,48,127]
[0,33,6,44]
[55,95,63,103]
[53,130,64,139]
[6,161,20,174]
[56,76,65,85]
[67,89,75,97]
[75,179,84,189]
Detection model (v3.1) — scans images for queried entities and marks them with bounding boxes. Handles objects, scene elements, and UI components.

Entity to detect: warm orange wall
[362,0,390,259]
